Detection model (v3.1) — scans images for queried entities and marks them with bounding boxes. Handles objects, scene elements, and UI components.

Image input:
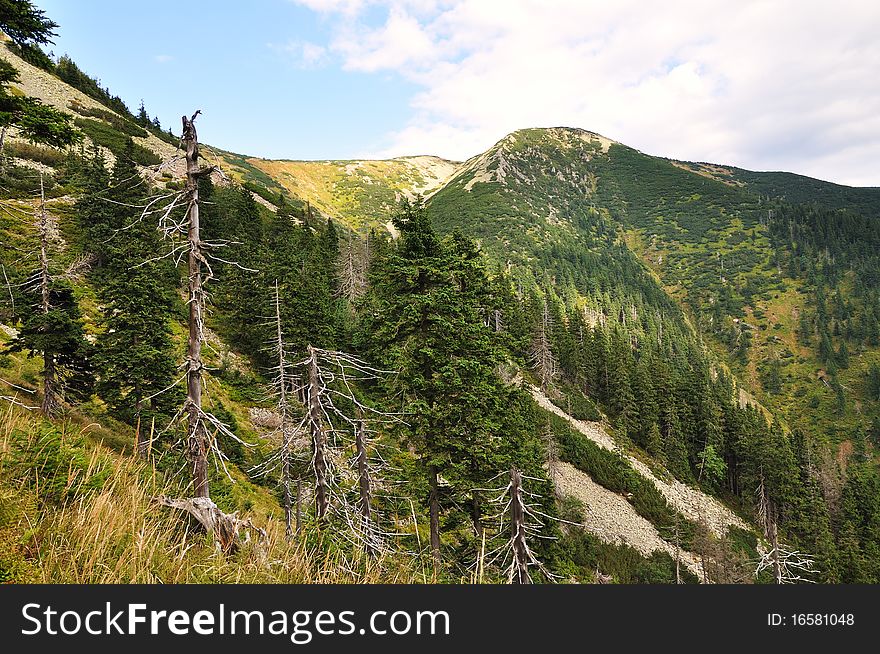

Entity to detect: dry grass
[0,404,424,584]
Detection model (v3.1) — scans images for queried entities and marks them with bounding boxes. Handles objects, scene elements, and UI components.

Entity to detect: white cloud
[154,54,173,64]
[291,0,880,185]
[333,8,437,72]
[269,40,328,68]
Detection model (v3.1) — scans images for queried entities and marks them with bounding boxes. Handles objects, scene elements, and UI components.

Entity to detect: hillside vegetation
[2,4,880,585]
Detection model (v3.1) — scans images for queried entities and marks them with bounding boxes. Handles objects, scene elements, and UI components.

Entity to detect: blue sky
[36,0,417,160]
[33,1,880,185]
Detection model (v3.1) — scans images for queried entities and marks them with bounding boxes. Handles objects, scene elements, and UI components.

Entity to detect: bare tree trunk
[182,112,209,498]
[295,477,303,536]
[510,467,530,584]
[336,234,368,303]
[307,345,329,518]
[355,416,371,523]
[544,424,558,491]
[529,299,557,391]
[135,413,149,459]
[355,415,376,553]
[134,339,147,458]
[1,125,7,174]
[37,173,58,416]
[273,280,294,540]
[674,515,681,584]
[429,465,441,575]
[757,471,783,584]
[769,513,782,585]
[471,491,483,538]
[156,495,266,554]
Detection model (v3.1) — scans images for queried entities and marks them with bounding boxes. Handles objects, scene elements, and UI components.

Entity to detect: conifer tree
[7,175,91,414]
[136,100,149,127]
[529,297,558,391]
[367,198,538,571]
[90,141,178,445]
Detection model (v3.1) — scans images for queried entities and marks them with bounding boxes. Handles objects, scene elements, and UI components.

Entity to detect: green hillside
[419,126,880,456]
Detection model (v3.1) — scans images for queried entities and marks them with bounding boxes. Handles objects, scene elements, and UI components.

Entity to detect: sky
[34,0,880,186]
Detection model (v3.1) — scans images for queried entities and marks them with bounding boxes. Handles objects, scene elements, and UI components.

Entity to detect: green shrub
[68,101,147,138]
[74,118,160,166]
[0,164,58,198]
[551,386,601,421]
[726,525,759,560]
[552,526,699,584]
[243,181,281,206]
[4,141,66,167]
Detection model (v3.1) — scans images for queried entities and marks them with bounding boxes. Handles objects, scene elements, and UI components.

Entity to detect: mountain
[2,37,879,585]
[244,124,878,454]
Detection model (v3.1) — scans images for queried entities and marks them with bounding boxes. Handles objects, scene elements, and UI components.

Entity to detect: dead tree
[351,413,387,556]
[674,513,682,584]
[36,174,57,415]
[296,477,303,535]
[252,342,395,547]
[255,279,301,539]
[306,344,330,518]
[355,416,371,530]
[543,423,559,490]
[509,468,530,584]
[181,111,210,498]
[276,288,296,538]
[755,470,817,583]
[156,495,266,555]
[335,233,369,303]
[529,299,558,391]
[5,173,92,416]
[301,347,397,550]
[477,468,555,584]
[118,110,261,551]
[429,466,441,574]
[756,471,781,584]
[139,111,247,496]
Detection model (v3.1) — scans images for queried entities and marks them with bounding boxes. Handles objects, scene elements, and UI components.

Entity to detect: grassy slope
[243,156,459,229]
[0,404,419,583]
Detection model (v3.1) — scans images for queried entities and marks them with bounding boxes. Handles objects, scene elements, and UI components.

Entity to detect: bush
[551,386,602,421]
[552,526,700,584]
[74,118,161,166]
[243,181,280,206]
[7,426,113,504]
[4,141,66,167]
[68,100,147,138]
[0,164,58,198]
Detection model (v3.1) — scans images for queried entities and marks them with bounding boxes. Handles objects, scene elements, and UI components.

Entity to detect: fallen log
[155,495,267,554]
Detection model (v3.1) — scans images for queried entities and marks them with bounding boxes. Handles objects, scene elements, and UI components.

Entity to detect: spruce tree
[6,175,92,414]
[91,141,178,436]
[8,281,92,412]
[367,198,539,570]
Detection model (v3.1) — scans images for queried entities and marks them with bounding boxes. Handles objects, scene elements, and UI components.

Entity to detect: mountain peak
[503,126,618,153]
